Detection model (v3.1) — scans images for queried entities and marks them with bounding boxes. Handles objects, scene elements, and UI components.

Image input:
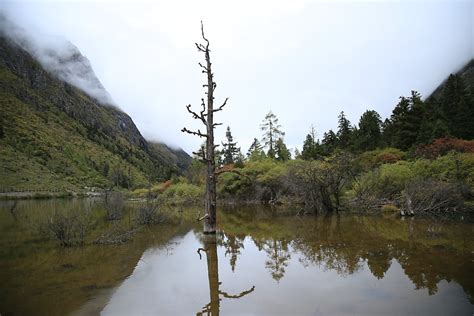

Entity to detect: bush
[136,198,166,225]
[42,208,93,247]
[161,181,204,204]
[415,137,474,159]
[356,147,405,171]
[381,204,399,213]
[351,153,474,213]
[104,191,125,220]
[401,179,463,217]
[287,153,354,212]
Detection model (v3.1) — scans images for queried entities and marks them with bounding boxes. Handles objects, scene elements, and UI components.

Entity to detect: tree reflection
[218,209,474,303]
[220,232,245,272]
[261,239,291,282]
[197,235,255,316]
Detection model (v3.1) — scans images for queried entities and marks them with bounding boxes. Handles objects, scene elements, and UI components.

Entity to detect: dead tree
[197,237,255,315]
[182,21,228,234]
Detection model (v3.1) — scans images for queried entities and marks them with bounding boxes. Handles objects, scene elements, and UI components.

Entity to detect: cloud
[0,13,114,105]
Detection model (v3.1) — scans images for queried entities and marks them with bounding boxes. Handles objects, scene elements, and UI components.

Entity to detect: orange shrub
[415,137,474,159]
[158,180,173,193]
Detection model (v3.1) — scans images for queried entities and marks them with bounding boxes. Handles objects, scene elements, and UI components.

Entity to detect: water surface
[0,200,473,315]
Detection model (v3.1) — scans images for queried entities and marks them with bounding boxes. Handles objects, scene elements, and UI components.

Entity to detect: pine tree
[301,125,321,160]
[385,91,424,150]
[260,111,285,159]
[275,138,291,161]
[439,75,474,139]
[234,147,245,168]
[247,138,265,161]
[221,126,239,165]
[354,110,382,151]
[336,111,353,148]
[321,130,338,155]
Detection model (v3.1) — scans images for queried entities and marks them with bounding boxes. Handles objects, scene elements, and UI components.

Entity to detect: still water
[0,199,473,315]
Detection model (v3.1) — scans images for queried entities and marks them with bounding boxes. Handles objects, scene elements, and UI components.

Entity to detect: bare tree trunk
[182,22,228,234]
[197,235,255,315]
[204,42,217,234]
[205,236,220,315]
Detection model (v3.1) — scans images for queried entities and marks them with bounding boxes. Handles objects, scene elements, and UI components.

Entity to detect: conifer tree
[275,138,291,161]
[321,130,338,155]
[336,111,353,148]
[247,138,265,161]
[439,75,474,139]
[301,125,321,160]
[221,126,239,165]
[354,110,382,151]
[260,111,285,159]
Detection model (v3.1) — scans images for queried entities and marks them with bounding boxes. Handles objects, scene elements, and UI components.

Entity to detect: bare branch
[200,98,207,118]
[212,97,229,113]
[181,127,208,138]
[195,42,206,52]
[197,213,209,222]
[197,247,207,260]
[213,122,223,127]
[215,167,250,179]
[192,150,208,164]
[200,20,210,49]
[220,286,255,299]
[185,104,206,125]
[198,62,209,72]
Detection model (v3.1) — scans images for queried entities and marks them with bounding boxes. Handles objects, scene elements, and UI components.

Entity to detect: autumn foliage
[415,137,474,159]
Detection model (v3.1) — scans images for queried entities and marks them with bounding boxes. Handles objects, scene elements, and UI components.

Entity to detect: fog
[0,1,472,154]
[0,14,114,105]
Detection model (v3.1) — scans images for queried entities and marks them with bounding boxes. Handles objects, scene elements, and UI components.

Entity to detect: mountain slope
[429,59,474,99]
[0,33,190,191]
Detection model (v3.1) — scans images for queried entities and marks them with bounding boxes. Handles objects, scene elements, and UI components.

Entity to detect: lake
[0,199,473,315]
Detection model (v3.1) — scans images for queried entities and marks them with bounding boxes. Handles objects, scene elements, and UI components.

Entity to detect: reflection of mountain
[219,207,474,303]
[0,199,193,316]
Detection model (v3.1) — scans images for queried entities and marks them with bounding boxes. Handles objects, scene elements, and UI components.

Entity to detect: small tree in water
[182,22,228,234]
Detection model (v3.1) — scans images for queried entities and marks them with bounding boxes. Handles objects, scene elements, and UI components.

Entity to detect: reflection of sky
[101,231,472,315]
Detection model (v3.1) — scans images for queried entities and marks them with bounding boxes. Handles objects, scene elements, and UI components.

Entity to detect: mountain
[0,21,190,191]
[428,59,474,99]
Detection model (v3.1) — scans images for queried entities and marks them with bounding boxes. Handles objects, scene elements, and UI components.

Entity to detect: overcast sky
[1,0,473,154]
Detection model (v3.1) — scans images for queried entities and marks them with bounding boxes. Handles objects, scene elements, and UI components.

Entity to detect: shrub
[357,147,405,171]
[415,137,474,159]
[43,208,93,247]
[401,179,463,217]
[104,191,125,220]
[381,204,399,213]
[287,153,354,212]
[161,181,204,204]
[136,198,165,225]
